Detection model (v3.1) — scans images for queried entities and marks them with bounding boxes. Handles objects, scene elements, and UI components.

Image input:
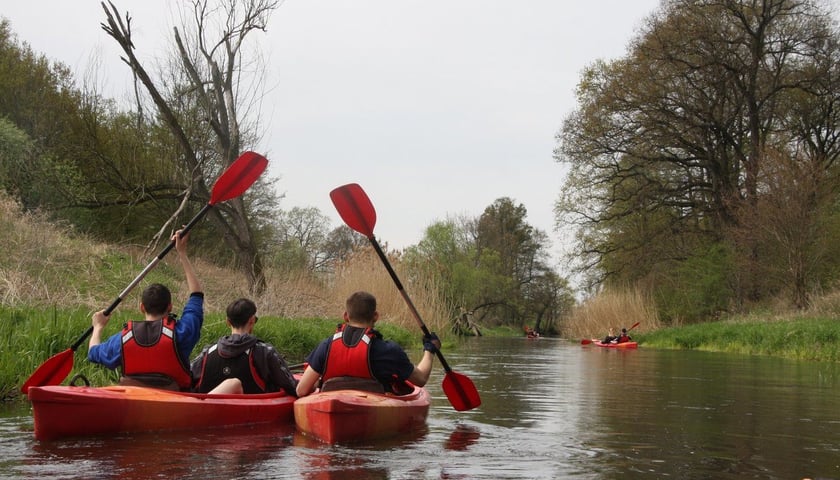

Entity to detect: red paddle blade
[442,370,481,411]
[21,349,74,394]
[628,321,641,331]
[581,338,593,345]
[209,151,268,205]
[329,183,377,237]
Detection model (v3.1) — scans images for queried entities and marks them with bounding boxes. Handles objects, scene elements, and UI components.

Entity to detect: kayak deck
[294,385,430,444]
[27,385,295,441]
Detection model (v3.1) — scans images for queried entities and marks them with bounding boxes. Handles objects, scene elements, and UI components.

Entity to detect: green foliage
[637,317,840,362]
[406,200,574,333]
[555,0,840,315]
[654,243,735,324]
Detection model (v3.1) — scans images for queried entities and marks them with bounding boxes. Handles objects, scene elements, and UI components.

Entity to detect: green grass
[4,306,424,401]
[634,317,840,362]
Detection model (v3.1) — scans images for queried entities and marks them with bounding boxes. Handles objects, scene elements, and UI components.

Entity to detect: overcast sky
[2,0,662,271]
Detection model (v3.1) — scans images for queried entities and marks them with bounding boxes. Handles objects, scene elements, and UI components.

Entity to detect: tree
[0,20,88,212]
[100,0,280,293]
[555,0,840,309]
[406,200,573,333]
[271,206,330,272]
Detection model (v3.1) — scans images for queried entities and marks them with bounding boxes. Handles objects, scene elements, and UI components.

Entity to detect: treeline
[404,198,576,334]
[556,0,840,323]
[0,10,575,334]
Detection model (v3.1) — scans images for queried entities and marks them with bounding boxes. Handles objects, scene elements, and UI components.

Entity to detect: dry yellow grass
[0,192,449,333]
[565,286,662,340]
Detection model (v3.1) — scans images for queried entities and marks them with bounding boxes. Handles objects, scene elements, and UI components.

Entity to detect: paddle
[330,183,481,412]
[21,151,269,394]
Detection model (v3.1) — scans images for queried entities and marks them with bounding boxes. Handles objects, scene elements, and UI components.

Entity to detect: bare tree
[100,0,280,293]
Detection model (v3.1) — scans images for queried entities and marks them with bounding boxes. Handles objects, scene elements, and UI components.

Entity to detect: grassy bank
[633,317,840,362]
[2,305,422,400]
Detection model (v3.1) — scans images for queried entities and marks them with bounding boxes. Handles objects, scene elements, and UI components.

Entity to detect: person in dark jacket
[615,327,632,344]
[295,291,440,397]
[191,298,297,395]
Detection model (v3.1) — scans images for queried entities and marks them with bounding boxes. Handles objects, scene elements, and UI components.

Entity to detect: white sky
[2,0,661,272]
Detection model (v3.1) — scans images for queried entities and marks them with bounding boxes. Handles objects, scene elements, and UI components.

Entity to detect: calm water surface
[2,337,839,479]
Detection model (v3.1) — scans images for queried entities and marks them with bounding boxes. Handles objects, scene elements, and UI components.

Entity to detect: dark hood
[215,333,260,358]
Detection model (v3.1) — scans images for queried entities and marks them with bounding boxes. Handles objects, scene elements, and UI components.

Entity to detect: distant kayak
[593,341,638,349]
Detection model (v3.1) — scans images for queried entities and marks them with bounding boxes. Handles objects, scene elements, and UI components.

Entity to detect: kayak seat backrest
[321,376,385,393]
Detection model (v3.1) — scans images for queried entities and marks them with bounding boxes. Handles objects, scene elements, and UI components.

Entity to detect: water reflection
[26,422,297,480]
[444,424,480,451]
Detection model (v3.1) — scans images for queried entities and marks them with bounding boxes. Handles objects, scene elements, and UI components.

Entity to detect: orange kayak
[594,341,638,349]
[294,384,430,443]
[27,385,295,441]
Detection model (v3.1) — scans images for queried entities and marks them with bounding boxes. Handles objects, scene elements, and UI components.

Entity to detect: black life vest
[193,344,266,394]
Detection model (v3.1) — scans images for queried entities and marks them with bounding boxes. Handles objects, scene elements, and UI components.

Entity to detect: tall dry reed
[0,192,451,335]
[565,286,662,340]
[327,249,450,334]
[0,194,107,307]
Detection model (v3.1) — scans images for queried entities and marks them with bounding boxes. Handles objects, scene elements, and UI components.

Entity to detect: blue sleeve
[86,332,124,370]
[175,292,204,362]
[304,338,331,374]
[371,340,415,383]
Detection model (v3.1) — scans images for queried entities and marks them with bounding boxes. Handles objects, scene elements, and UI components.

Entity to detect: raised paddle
[330,183,481,411]
[20,151,269,394]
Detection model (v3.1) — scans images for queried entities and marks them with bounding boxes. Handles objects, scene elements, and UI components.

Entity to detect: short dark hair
[226,298,257,327]
[346,291,377,322]
[141,283,172,316]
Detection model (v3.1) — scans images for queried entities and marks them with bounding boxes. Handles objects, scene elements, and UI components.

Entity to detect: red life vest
[120,316,192,389]
[193,345,267,394]
[322,324,377,382]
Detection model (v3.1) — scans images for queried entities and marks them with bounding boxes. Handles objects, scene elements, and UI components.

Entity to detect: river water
[2,336,839,479]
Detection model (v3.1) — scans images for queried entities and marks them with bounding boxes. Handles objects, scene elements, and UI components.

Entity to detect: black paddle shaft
[69,202,214,351]
[367,237,454,373]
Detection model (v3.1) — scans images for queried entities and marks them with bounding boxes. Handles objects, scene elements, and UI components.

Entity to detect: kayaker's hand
[92,310,111,329]
[423,332,441,353]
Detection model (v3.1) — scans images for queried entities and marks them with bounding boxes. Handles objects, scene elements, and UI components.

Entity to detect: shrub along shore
[631,316,840,362]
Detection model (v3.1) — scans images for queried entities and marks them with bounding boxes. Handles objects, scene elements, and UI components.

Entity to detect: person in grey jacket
[191,298,297,396]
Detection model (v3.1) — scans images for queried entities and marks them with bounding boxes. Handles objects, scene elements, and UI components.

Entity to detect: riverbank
[632,316,840,362]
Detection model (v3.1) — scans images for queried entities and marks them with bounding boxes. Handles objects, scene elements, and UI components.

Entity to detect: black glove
[423,332,441,353]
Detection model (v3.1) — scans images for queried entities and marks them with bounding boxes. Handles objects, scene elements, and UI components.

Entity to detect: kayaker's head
[140,283,172,318]
[226,298,258,331]
[344,291,379,326]
[621,328,627,334]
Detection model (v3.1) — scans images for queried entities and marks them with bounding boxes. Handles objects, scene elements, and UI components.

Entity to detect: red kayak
[27,385,295,441]
[593,340,638,349]
[294,384,430,443]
